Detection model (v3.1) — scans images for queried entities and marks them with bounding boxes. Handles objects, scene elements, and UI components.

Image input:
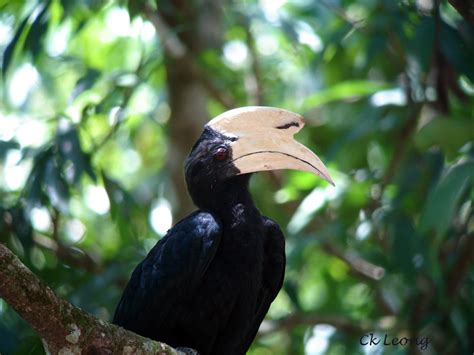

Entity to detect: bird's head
[185,106,334,209]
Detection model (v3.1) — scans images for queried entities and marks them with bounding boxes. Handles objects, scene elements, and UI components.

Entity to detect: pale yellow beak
[207,106,334,186]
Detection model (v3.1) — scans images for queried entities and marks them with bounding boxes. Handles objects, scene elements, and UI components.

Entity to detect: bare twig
[1,207,100,273]
[322,241,386,281]
[33,234,100,273]
[258,312,372,337]
[320,0,365,30]
[0,243,178,354]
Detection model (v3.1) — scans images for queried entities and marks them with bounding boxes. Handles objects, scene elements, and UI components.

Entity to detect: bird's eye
[213,146,228,161]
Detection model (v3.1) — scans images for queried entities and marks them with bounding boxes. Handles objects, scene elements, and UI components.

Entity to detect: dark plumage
[113,107,333,355]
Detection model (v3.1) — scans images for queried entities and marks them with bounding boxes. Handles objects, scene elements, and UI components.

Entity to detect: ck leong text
[360,333,431,351]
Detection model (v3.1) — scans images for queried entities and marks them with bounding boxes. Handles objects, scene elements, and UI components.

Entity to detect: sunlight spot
[0,18,13,46]
[305,324,336,355]
[108,106,121,125]
[156,103,171,124]
[223,40,248,69]
[150,198,173,236]
[46,20,71,57]
[0,114,19,141]
[129,84,156,115]
[288,174,344,235]
[256,33,279,56]
[4,150,30,191]
[105,7,130,37]
[371,88,406,107]
[129,16,143,38]
[274,189,291,204]
[296,21,323,52]
[459,76,474,94]
[30,207,52,232]
[417,0,433,12]
[141,20,156,42]
[130,17,156,42]
[9,63,40,107]
[260,0,287,22]
[85,186,110,215]
[356,221,372,241]
[122,149,142,174]
[16,119,49,147]
[64,219,86,244]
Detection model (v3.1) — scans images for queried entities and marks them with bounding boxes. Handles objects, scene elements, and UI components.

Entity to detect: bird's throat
[205,174,258,220]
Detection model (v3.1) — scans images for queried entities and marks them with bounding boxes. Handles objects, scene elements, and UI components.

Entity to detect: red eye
[214,147,228,161]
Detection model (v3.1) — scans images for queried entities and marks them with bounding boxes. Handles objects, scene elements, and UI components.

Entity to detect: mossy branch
[0,243,178,355]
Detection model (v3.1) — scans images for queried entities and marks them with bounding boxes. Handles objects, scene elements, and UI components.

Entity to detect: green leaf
[389,214,418,279]
[23,1,51,61]
[404,17,434,73]
[287,188,328,235]
[23,147,52,209]
[102,171,139,240]
[70,68,101,101]
[301,81,390,110]
[45,159,70,212]
[2,1,51,79]
[420,160,474,237]
[8,205,34,254]
[2,14,29,78]
[441,21,474,82]
[57,125,96,184]
[283,280,302,311]
[415,118,474,156]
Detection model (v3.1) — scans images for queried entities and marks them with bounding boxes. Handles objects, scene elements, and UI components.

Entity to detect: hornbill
[113,106,334,354]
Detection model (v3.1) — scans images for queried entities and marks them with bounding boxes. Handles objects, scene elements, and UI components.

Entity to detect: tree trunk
[159,0,227,219]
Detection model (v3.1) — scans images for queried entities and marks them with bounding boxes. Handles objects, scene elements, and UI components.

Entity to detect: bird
[113,106,334,355]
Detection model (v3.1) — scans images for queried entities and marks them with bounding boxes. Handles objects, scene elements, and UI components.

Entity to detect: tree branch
[0,243,178,354]
[448,0,474,25]
[258,312,373,338]
[322,241,386,281]
[33,234,100,273]
[320,0,365,30]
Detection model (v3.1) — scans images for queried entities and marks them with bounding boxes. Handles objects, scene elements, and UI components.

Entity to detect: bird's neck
[203,175,259,220]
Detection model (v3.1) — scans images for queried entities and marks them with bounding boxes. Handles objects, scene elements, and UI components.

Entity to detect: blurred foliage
[0,0,473,354]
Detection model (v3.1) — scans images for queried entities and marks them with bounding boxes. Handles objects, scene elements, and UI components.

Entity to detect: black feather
[113,127,285,355]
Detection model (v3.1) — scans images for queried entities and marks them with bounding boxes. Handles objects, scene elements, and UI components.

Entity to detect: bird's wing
[113,211,222,336]
[239,216,286,352]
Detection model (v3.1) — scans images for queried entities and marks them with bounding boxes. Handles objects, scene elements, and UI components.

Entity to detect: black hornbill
[113,107,334,354]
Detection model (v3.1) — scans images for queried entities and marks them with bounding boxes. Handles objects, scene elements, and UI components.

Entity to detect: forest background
[0,0,473,354]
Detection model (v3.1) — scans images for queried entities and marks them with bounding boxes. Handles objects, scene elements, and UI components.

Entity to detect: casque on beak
[207,106,335,186]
